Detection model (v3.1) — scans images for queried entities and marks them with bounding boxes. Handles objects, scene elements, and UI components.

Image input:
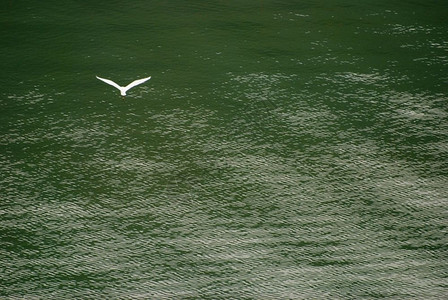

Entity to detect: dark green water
[1,1,447,298]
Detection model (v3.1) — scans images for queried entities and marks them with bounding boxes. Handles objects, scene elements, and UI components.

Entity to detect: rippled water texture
[1,0,447,298]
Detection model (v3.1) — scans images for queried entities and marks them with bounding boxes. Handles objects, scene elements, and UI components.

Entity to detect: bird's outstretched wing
[124,76,152,91]
[96,76,122,90]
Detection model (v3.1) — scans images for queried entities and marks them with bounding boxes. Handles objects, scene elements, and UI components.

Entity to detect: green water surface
[1,0,447,298]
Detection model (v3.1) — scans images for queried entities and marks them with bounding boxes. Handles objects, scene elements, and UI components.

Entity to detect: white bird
[96,75,151,96]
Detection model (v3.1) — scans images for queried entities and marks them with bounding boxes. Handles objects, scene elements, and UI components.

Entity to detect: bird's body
[96,75,151,96]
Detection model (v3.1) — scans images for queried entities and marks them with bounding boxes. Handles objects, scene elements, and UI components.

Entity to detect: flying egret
[96,75,151,96]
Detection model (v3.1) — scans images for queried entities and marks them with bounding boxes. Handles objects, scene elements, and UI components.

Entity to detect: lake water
[1,0,447,298]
